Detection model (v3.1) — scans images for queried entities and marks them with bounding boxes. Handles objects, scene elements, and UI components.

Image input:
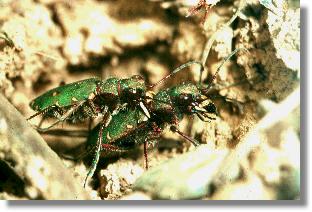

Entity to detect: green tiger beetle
[28,76,147,131]
[84,48,244,187]
[28,61,201,132]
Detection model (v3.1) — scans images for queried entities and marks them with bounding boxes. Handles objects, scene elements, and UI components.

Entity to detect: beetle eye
[204,102,217,114]
[179,93,193,101]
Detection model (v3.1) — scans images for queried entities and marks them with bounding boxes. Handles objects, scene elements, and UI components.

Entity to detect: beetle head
[171,84,218,121]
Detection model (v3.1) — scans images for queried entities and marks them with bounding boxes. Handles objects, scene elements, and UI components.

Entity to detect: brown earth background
[0,0,300,200]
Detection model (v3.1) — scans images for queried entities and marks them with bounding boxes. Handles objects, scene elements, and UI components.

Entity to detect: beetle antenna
[148,61,203,89]
[202,48,248,94]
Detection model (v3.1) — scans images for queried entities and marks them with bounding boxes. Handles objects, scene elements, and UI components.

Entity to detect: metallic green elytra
[28,75,147,131]
[30,78,100,111]
[84,106,154,187]
[87,107,150,150]
[30,75,146,113]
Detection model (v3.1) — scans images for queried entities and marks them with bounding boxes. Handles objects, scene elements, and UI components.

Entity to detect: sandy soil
[0,0,300,200]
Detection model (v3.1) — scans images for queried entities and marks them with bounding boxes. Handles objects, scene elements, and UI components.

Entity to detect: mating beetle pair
[85,81,219,187]
[29,49,241,187]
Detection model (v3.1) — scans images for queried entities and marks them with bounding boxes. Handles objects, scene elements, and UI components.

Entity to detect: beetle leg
[27,108,49,121]
[143,141,149,170]
[35,100,86,132]
[170,126,200,147]
[88,99,100,116]
[83,122,104,188]
[40,128,89,138]
[37,116,46,128]
[83,110,111,188]
[87,141,129,153]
